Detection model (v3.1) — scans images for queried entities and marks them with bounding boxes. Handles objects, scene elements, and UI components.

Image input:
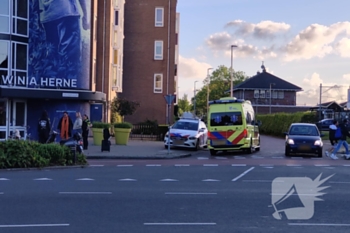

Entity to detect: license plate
[298,145,310,151]
[212,140,226,146]
[174,140,183,145]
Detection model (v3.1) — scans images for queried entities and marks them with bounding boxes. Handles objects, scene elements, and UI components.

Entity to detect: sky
[176,0,350,106]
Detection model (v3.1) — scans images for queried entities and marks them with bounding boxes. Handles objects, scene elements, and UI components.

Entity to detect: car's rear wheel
[245,140,254,154]
[285,147,290,156]
[194,139,200,151]
[210,149,217,156]
[317,149,323,157]
[255,137,261,152]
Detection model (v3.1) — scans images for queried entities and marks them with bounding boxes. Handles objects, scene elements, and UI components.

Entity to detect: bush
[114,122,133,129]
[92,122,111,129]
[0,140,87,169]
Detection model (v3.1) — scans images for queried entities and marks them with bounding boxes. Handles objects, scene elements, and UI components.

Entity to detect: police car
[164,112,208,150]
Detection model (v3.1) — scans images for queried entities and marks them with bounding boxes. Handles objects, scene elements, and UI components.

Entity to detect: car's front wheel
[317,149,323,157]
[210,149,217,156]
[285,147,290,156]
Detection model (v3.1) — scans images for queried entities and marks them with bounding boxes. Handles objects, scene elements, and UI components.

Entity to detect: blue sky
[176,0,350,106]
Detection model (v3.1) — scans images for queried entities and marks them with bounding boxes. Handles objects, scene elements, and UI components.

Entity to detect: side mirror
[199,128,205,132]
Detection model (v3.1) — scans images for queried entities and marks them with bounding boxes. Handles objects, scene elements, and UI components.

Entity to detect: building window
[266,90,270,98]
[154,74,163,93]
[94,16,97,41]
[154,40,163,60]
[113,49,118,65]
[260,90,265,98]
[272,90,278,99]
[12,0,28,36]
[278,91,284,99]
[155,7,164,27]
[0,0,10,33]
[254,90,259,98]
[114,10,119,26]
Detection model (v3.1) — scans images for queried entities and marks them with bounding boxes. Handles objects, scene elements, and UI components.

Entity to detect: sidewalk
[83,137,192,159]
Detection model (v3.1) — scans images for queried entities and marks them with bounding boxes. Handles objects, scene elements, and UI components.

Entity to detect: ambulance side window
[246,112,252,125]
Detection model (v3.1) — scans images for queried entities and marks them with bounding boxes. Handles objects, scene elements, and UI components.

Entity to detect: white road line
[263,167,274,169]
[117,165,134,167]
[89,165,104,167]
[160,179,178,182]
[203,164,218,167]
[0,178,9,180]
[343,165,350,167]
[259,164,274,167]
[76,178,94,181]
[59,192,112,195]
[202,179,220,182]
[0,224,70,228]
[215,157,227,160]
[197,157,209,160]
[232,164,246,166]
[288,223,350,226]
[144,223,216,226]
[34,178,52,181]
[232,167,255,182]
[146,164,162,167]
[330,181,350,184]
[315,164,330,167]
[174,164,190,167]
[252,156,264,159]
[119,178,137,181]
[165,192,217,195]
[286,164,302,166]
[0,192,3,195]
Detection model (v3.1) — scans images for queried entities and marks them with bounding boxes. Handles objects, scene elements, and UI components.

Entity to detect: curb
[85,153,192,160]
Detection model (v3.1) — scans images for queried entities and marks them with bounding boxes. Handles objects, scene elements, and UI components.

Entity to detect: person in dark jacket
[330,119,350,160]
[325,120,338,157]
[57,111,73,140]
[82,114,91,150]
[37,110,51,143]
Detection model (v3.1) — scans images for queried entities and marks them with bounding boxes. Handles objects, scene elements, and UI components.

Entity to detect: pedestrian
[57,111,73,140]
[325,120,339,157]
[37,110,51,143]
[73,111,83,135]
[329,119,350,160]
[82,114,91,150]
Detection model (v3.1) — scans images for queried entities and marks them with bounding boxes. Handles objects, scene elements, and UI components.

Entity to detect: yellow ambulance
[207,97,261,155]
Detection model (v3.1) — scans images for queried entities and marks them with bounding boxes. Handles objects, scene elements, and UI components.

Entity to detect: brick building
[119,0,179,124]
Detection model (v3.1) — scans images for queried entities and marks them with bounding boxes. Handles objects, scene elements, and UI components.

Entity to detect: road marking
[165,192,217,195]
[232,164,246,166]
[232,167,255,182]
[146,164,162,167]
[288,223,350,226]
[174,164,190,167]
[0,178,9,180]
[234,156,246,159]
[343,165,350,167]
[0,224,70,228]
[203,164,218,167]
[215,157,227,160]
[324,167,335,169]
[144,223,216,226]
[34,178,52,181]
[119,178,137,181]
[243,180,283,183]
[252,156,264,159]
[272,156,283,159]
[59,192,112,195]
[197,157,209,160]
[76,178,94,181]
[89,165,104,167]
[117,165,134,167]
[202,179,220,182]
[160,179,178,182]
[259,164,274,167]
[330,181,350,184]
[0,192,3,195]
[286,164,302,166]
[263,167,274,169]
[315,164,329,167]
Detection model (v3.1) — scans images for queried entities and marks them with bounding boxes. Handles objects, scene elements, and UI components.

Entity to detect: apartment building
[120,0,179,124]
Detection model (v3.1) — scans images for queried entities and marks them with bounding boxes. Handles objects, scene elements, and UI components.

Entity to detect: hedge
[0,140,87,169]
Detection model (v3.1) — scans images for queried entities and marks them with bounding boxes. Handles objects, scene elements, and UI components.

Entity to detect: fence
[129,124,169,141]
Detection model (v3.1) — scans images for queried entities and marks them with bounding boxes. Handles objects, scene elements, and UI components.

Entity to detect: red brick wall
[234,90,297,105]
[119,0,177,124]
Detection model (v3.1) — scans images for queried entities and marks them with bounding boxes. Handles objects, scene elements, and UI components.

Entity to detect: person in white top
[73,111,83,135]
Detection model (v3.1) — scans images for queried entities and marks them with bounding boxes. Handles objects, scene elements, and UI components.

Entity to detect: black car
[284,123,323,157]
[317,118,333,131]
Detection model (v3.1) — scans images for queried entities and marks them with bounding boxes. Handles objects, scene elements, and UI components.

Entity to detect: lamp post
[269,83,275,114]
[207,68,213,118]
[230,45,238,97]
[194,80,198,116]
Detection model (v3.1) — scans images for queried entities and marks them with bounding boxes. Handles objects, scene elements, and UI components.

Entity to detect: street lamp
[269,83,275,114]
[207,68,213,118]
[230,45,238,97]
[194,80,198,116]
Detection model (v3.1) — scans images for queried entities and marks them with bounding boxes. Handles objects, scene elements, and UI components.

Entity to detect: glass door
[0,100,9,140]
[10,100,27,139]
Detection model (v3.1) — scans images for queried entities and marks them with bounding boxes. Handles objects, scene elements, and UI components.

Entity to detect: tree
[177,94,192,117]
[111,97,140,122]
[192,65,249,116]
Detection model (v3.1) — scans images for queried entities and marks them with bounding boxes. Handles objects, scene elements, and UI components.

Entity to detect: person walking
[37,110,51,143]
[82,114,91,150]
[73,111,83,135]
[57,111,73,140]
[329,119,350,160]
[325,120,339,157]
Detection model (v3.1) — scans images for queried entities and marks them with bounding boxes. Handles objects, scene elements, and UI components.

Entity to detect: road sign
[164,94,175,105]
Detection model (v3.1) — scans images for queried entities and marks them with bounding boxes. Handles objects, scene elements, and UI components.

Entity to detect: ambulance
[207,97,261,155]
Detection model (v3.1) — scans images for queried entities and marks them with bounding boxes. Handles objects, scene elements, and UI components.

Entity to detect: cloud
[335,38,350,57]
[178,55,212,79]
[225,20,291,39]
[343,73,350,81]
[282,22,350,61]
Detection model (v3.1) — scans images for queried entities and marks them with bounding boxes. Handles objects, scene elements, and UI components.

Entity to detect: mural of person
[37,0,90,81]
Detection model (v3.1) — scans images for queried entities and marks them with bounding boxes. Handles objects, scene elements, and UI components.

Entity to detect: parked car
[284,123,323,157]
[317,118,333,131]
[164,113,208,151]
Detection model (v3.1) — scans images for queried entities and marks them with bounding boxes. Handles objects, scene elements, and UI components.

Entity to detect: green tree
[177,94,192,117]
[111,97,140,122]
[193,65,249,116]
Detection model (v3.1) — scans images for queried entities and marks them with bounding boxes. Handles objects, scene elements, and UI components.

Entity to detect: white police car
[164,112,208,150]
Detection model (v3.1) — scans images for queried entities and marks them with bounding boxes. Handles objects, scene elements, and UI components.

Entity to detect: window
[278,91,284,99]
[155,7,164,27]
[272,90,278,99]
[210,112,243,126]
[172,121,199,131]
[0,0,10,33]
[12,0,28,36]
[113,49,118,65]
[114,10,119,26]
[260,90,265,98]
[154,74,163,93]
[254,90,259,98]
[94,16,97,41]
[266,90,270,98]
[154,41,163,60]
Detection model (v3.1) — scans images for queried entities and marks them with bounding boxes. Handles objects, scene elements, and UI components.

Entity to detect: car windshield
[172,121,198,131]
[210,112,242,126]
[289,125,319,136]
